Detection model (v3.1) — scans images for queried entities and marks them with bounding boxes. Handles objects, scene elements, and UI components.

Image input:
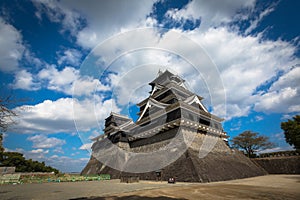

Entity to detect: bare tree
[0,95,18,132]
[0,94,18,152]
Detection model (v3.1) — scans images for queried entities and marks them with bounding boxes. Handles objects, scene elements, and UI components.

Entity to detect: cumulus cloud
[28,0,300,121]
[47,156,89,172]
[184,27,299,119]
[38,65,110,96]
[82,23,299,120]
[33,0,155,49]
[244,3,276,35]
[10,63,110,96]
[255,115,264,121]
[254,66,300,113]
[12,69,40,90]
[57,48,82,66]
[5,0,300,132]
[33,0,85,36]
[80,27,225,111]
[0,17,25,72]
[30,148,49,154]
[12,97,120,134]
[75,23,299,121]
[166,0,256,31]
[10,147,88,172]
[255,87,299,113]
[10,148,49,160]
[258,146,294,154]
[269,66,300,91]
[27,134,66,148]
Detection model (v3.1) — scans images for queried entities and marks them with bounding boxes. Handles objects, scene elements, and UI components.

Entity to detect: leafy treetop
[231,130,274,157]
[281,115,300,150]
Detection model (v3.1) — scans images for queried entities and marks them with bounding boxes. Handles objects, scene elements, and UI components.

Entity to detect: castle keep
[82,70,267,182]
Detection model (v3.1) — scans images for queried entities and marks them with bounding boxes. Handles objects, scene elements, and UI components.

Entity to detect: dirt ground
[1,175,299,200]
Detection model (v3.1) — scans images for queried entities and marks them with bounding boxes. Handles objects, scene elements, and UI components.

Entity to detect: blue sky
[0,0,299,172]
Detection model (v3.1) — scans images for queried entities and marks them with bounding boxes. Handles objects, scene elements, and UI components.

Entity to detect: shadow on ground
[70,196,186,200]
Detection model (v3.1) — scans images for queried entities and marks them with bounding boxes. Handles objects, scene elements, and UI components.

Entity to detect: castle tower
[82,70,267,182]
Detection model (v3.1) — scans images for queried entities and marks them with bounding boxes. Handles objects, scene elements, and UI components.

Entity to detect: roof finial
[158,69,163,76]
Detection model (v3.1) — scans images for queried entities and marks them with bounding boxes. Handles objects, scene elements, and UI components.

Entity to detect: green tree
[232,130,274,157]
[281,115,300,150]
[0,152,59,174]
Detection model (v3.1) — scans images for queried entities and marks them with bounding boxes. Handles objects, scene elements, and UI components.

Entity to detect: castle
[82,70,267,182]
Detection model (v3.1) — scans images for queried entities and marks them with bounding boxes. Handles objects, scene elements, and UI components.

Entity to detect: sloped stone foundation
[82,129,267,182]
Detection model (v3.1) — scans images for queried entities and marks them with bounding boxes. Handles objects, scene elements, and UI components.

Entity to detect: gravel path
[0,175,299,200]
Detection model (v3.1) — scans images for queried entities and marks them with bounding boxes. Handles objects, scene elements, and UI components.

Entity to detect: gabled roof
[149,69,185,86]
[137,97,170,122]
[105,112,131,121]
[184,95,208,112]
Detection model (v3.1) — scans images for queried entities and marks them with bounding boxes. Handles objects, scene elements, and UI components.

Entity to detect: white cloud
[11,148,49,160]
[23,49,44,68]
[28,1,300,121]
[30,148,49,154]
[11,96,120,134]
[254,66,300,113]
[23,1,298,119]
[9,147,88,172]
[12,69,40,90]
[10,63,110,95]
[46,156,89,172]
[33,0,155,49]
[0,17,45,77]
[269,66,300,91]
[229,120,242,131]
[38,65,110,96]
[76,23,299,121]
[281,114,297,120]
[82,28,224,109]
[244,4,276,35]
[255,115,264,121]
[255,87,298,113]
[57,48,82,66]
[53,147,64,154]
[27,134,66,148]
[74,0,155,49]
[184,27,299,119]
[0,17,25,72]
[86,25,299,120]
[258,146,294,154]
[216,104,251,120]
[38,65,77,92]
[33,0,84,36]
[167,0,256,31]
[5,0,300,128]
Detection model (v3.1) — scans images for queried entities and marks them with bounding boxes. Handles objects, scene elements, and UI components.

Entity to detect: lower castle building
[82,70,267,182]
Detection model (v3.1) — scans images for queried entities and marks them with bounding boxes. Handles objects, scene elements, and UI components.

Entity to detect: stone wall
[253,156,300,174]
[82,128,267,182]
